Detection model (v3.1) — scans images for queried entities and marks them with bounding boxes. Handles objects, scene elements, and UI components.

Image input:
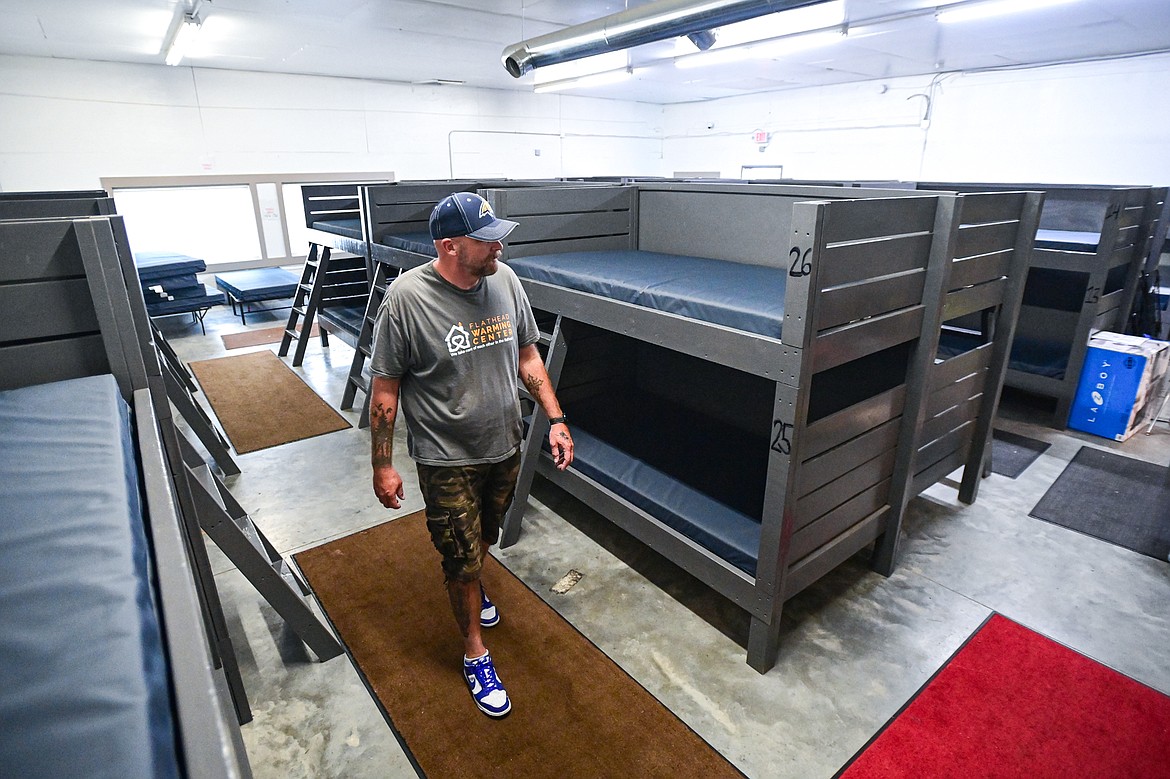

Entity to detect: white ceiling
[1,0,1168,104]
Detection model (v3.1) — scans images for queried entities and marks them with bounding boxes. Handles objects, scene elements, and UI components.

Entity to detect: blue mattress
[1034,229,1100,252]
[533,387,767,575]
[145,272,202,293]
[314,218,363,240]
[572,427,761,575]
[0,375,178,778]
[145,284,225,315]
[134,250,206,281]
[215,267,299,301]
[506,250,788,339]
[144,281,214,303]
[381,231,437,256]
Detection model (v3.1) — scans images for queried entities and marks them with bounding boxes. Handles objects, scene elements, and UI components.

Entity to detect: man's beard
[460,246,501,278]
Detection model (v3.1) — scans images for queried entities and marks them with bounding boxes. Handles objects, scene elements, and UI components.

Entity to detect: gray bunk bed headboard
[0,214,251,778]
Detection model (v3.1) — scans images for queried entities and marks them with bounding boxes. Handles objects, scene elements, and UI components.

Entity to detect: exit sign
[752,129,770,144]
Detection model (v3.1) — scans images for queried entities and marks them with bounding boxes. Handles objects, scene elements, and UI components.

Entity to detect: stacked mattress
[134,250,225,316]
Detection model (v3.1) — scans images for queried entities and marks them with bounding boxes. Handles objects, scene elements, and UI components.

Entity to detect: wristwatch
[548,415,568,426]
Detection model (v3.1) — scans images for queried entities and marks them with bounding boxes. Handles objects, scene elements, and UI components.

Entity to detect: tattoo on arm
[370,402,395,467]
[523,372,544,396]
[556,431,570,441]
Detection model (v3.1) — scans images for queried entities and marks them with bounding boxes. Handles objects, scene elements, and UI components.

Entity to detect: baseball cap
[428,192,519,242]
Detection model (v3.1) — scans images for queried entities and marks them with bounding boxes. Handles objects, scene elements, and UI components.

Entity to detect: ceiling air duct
[502,0,833,77]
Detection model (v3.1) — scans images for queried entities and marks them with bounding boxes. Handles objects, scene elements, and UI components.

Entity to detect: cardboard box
[1068,332,1170,441]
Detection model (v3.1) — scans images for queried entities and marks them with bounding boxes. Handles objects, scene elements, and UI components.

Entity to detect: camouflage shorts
[415,451,521,583]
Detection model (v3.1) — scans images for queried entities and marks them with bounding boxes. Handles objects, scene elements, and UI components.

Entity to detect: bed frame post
[958,191,1044,504]
[745,201,826,673]
[500,315,570,548]
[1052,190,1127,427]
[871,195,958,577]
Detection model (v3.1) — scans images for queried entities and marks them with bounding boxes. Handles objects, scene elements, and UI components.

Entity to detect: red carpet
[838,614,1170,778]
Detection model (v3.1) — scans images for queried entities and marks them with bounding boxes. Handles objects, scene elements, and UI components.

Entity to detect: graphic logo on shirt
[444,315,515,357]
[445,323,473,355]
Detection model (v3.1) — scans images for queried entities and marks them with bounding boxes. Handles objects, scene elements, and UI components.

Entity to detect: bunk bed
[918,183,1167,427]
[486,181,1040,671]
[278,180,394,365]
[0,215,251,778]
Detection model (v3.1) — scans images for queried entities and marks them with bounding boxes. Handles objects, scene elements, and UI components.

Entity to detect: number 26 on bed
[789,246,812,278]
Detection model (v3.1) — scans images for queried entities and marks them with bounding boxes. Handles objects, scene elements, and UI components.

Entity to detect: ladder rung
[359,344,372,357]
[292,306,307,316]
[298,283,314,292]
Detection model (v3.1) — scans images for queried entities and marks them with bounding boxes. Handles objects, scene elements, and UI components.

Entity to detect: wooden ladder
[340,261,394,428]
[278,243,332,367]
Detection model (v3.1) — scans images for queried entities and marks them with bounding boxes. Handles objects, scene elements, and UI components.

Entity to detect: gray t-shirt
[369,260,539,466]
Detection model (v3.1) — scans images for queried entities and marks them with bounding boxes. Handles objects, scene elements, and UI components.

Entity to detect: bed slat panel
[802,385,905,461]
[368,182,475,207]
[947,249,1012,290]
[1031,247,1096,270]
[925,369,983,418]
[782,508,887,599]
[790,478,891,562]
[795,416,900,497]
[954,191,1028,224]
[911,447,967,495]
[930,343,991,390]
[372,203,437,224]
[0,220,82,282]
[811,306,924,372]
[1093,304,1123,330]
[816,270,926,332]
[795,451,895,531]
[954,221,1019,260]
[942,278,1007,320]
[920,395,982,446]
[1107,242,1135,268]
[489,186,634,217]
[821,196,938,244]
[815,233,933,288]
[0,279,100,341]
[508,211,633,245]
[0,336,110,392]
[915,423,974,478]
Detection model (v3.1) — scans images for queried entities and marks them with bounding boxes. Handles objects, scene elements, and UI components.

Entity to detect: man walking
[369,191,573,717]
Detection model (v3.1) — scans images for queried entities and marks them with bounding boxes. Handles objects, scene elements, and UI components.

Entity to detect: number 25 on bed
[771,420,793,455]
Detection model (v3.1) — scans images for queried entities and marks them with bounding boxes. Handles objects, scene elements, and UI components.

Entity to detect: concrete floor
[160,299,1170,779]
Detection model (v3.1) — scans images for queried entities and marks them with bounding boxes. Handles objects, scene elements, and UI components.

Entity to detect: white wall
[3,51,1168,191]
[660,53,1170,186]
[0,54,664,191]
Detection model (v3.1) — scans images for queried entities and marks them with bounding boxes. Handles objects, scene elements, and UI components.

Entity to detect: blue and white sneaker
[463,652,511,717]
[480,585,500,628]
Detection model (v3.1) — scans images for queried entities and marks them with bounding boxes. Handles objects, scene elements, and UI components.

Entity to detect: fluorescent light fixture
[674,29,843,69]
[714,0,845,48]
[165,14,201,66]
[937,0,1079,24]
[533,68,632,93]
[533,50,629,86]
